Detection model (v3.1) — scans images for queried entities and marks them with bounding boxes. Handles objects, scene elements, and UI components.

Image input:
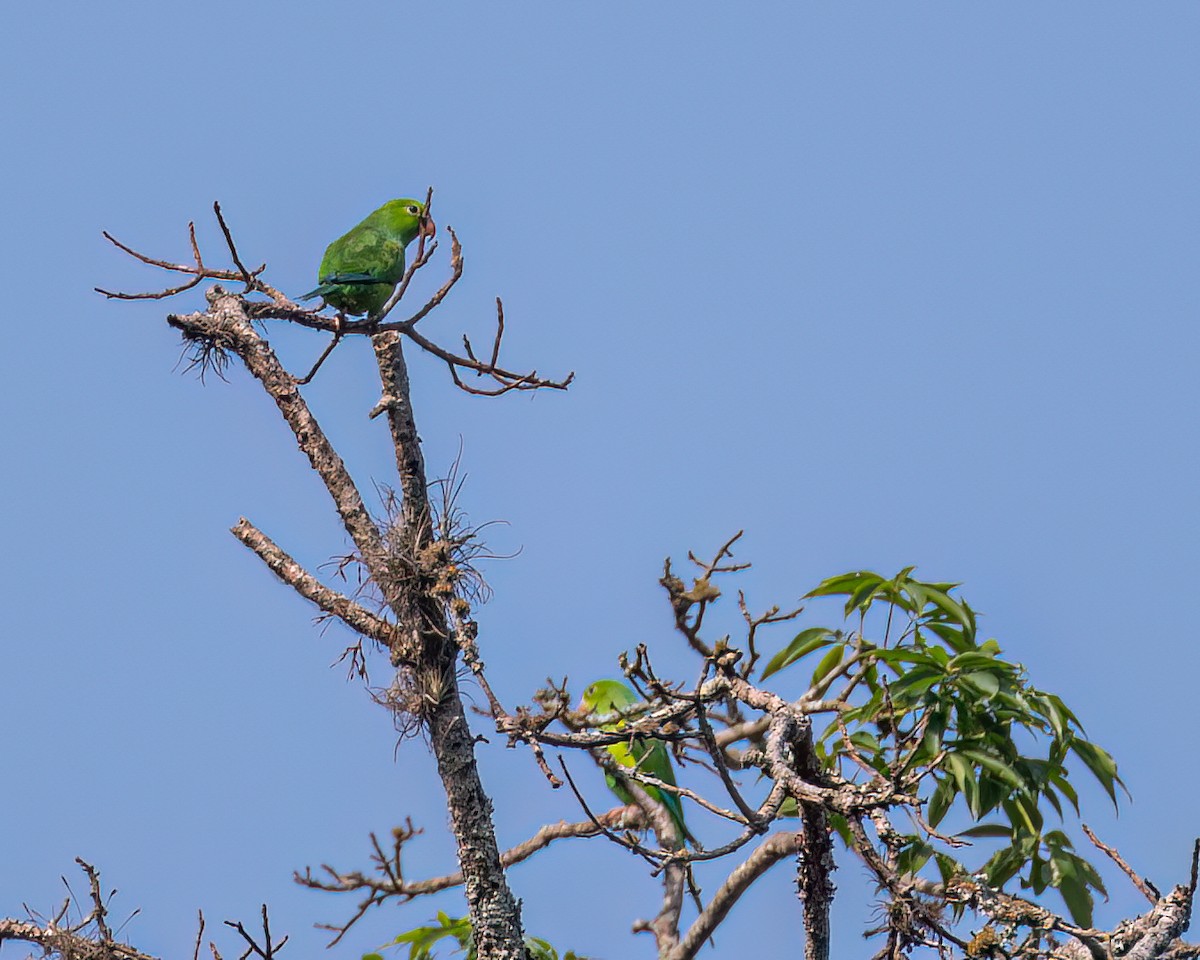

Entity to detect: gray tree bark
[370,330,526,959]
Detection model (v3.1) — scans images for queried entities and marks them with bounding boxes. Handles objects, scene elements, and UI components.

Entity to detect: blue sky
[2,4,1198,959]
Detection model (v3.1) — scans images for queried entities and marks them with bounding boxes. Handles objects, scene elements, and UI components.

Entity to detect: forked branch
[296,813,628,945]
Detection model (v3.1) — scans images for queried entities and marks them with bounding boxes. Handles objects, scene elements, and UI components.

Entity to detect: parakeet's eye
[406,205,420,215]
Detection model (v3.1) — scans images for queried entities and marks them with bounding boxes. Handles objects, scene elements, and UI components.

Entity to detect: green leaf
[887,668,943,701]
[935,852,963,885]
[943,753,979,817]
[811,643,846,685]
[926,621,971,653]
[525,938,558,960]
[958,823,1013,838]
[1042,785,1064,820]
[1070,739,1124,808]
[983,845,1026,888]
[849,730,883,755]
[1046,693,1082,730]
[958,749,1027,793]
[926,775,956,828]
[846,576,887,615]
[842,688,884,726]
[828,811,853,846]
[926,645,951,667]
[387,917,583,960]
[804,570,884,600]
[873,648,938,669]
[948,651,1003,671]
[922,585,975,636]
[895,839,933,877]
[1029,852,1050,894]
[960,671,1001,699]
[1048,770,1080,815]
[761,627,837,679]
[976,772,1009,818]
[1002,795,1044,837]
[389,914,473,960]
[1056,873,1095,928]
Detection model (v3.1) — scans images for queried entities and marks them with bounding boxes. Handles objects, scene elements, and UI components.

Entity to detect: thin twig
[213,202,260,286]
[1083,823,1160,903]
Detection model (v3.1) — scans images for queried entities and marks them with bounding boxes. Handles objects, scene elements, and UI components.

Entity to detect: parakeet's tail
[298,273,392,301]
[663,795,700,851]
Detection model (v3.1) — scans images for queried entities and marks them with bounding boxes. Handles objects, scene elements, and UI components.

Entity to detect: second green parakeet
[299,198,436,317]
[580,679,695,848]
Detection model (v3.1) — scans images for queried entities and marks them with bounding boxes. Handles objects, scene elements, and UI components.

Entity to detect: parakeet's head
[378,198,437,244]
[580,679,639,717]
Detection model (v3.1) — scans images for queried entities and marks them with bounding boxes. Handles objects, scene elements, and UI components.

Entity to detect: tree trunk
[371,331,526,960]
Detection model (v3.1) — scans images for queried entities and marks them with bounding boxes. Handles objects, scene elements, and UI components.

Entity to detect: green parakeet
[299,198,436,317]
[580,679,695,848]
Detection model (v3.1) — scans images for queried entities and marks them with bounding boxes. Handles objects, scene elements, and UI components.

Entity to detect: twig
[292,322,344,386]
[380,222,463,332]
[1083,823,1160,903]
[404,320,574,395]
[558,757,662,864]
[696,703,761,828]
[224,905,287,960]
[213,202,259,286]
[369,187,438,326]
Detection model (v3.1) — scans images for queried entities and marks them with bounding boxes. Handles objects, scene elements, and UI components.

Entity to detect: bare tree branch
[668,832,800,960]
[1083,823,1160,904]
[0,862,282,960]
[230,518,415,661]
[168,291,389,573]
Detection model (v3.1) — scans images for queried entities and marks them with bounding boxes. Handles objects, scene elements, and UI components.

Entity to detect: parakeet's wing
[604,736,693,848]
[319,226,406,286]
[300,225,408,315]
[628,738,692,846]
[298,273,392,301]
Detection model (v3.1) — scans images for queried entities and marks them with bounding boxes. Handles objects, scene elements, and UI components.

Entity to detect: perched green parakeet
[580,679,695,848]
[299,198,436,317]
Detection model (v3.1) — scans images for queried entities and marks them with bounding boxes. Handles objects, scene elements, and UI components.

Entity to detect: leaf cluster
[763,568,1123,927]
[368,912,584,960]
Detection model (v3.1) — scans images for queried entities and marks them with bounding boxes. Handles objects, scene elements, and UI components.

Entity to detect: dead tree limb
[95,200,567,960]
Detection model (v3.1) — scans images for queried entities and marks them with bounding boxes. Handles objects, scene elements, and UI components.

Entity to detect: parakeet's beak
[419,215,437,241]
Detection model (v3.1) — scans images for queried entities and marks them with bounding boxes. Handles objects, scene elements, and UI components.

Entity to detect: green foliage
[378,912,470,960]
[761,626,838,678]
[371,912,584,960]
[763,567,1125,927]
